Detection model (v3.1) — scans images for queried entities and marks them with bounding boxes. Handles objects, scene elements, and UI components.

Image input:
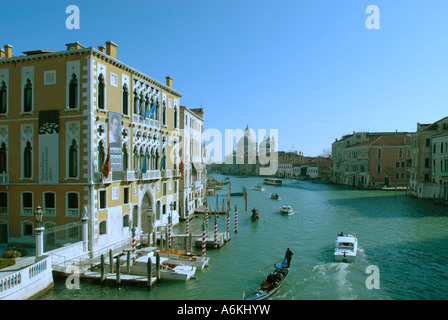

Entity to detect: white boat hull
[334,233,358,263]
[334,252,357,263]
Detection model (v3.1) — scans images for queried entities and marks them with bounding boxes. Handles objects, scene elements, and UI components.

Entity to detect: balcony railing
[133,114,160,130]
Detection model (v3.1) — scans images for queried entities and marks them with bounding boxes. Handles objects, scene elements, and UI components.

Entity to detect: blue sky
[2,0,448,157]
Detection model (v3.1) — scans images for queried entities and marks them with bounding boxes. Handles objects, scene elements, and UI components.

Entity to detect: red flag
[179,159,184,180]
[102,144,111,178]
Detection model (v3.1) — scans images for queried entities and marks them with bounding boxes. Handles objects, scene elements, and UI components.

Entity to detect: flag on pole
[142,153,147,174]
[101,144,111,178]
[144,102,157,119]
[179,159,184,180]
[159,153,166,171]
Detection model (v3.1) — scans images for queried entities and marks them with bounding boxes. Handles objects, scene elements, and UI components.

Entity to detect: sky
[1,0,448,158]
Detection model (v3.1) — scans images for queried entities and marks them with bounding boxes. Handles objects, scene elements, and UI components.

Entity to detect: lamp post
[34,205,45,259]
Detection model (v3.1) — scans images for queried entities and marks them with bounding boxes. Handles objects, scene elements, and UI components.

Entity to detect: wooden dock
[195,232,230,249]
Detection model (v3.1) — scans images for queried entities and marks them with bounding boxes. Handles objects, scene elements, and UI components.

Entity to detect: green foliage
[0,258,16,269]
[2,247,28,259]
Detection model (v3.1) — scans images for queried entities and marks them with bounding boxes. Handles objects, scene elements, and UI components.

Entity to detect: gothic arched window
[69,74,78,109]
[69,139,78,178]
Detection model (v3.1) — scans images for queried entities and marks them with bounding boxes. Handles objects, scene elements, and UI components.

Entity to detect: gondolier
[285,248,293,267]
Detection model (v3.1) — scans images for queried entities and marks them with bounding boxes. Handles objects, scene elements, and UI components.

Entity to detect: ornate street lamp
[34,205,44,228]
[34,205,45,258]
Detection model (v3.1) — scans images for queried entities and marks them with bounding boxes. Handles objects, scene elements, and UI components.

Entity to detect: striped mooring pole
[205,203,209,227]
[168,214,172,248]
[186,209,190,235]
[226,209,230,234]
[202,220,206,256]
[214,215,218,246]
[234,205,238,233]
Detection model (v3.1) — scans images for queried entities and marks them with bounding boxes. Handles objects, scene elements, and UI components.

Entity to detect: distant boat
[280,205,293,215]
[334,233,358,263]
[291,180,297,184]
[251,208,260,220]
[254,185,264,191]
[270,193,279,200]
[264,178,282,186]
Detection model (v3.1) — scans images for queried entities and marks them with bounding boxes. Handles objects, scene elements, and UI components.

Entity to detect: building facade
[179,106,206,219]
[409,117,448,199]
[0,41,182,253]
[331,132,411,188]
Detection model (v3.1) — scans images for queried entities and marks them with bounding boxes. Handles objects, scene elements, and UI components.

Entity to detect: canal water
[40,174,448,300]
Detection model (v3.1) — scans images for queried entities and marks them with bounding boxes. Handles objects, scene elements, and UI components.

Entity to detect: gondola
[251,208,259,220]
[245,255,292,300]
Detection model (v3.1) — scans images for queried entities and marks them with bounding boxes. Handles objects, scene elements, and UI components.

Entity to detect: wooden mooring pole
[116,256,121,285]
[147,257,152,290]
[100,254,106,284]
[156,252,161,282]
[109,249,114,273]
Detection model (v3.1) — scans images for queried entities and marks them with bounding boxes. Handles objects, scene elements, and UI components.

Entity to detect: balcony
[133,114,160,130]
[160,169,172,179]
[95,172,112,184]
[142,170,161,181]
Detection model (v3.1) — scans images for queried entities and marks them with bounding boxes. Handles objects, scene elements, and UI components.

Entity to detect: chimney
[66,41,85,51]
[0,49,4,59]
[4,45,12,58]
[105,41,117,59]
[166,76,173,88]
[98,45,106,53]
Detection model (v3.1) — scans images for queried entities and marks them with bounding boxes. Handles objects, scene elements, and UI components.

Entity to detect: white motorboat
[254,185,264,191]
[334,233,358,263]
[130,255,197,281]
[156,249,210,269]
[280,205,293,214]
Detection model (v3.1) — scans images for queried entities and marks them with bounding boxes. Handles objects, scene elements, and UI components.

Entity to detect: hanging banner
[108,111,123,176]
[38,110,59,183]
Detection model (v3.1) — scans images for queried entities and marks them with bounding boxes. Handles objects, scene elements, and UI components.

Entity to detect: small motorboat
[254,185,263,191]
[156,248,210,269]
[251,208,260,220]
[334,233,358,263]
[130,254,197,281]
[245,249,293,300]
[270,193,279,200]
[280,205,293,214]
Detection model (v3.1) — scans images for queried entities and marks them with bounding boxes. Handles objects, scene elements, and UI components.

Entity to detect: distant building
[409,116,448,199]
[331,132,411,188]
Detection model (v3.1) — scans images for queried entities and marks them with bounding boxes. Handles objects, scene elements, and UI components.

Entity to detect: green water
[40,174,448,300]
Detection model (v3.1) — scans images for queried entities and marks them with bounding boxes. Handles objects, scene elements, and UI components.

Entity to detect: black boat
[245,255,291,300]
[251,208,259,220]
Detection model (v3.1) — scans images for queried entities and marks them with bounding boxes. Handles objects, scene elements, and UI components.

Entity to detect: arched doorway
[141,193,153,234]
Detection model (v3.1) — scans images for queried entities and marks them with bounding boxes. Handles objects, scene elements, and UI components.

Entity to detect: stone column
[81,206,89,252]
[34,226,45,258]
